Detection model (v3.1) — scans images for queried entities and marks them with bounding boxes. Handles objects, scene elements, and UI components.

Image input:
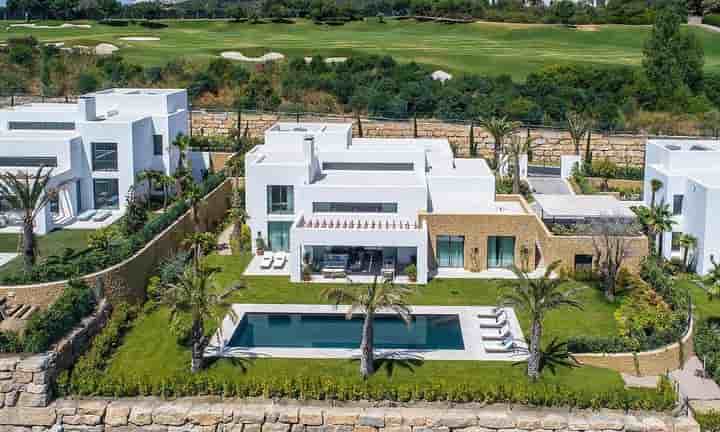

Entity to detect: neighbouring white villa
[0,88,188,234]
[644,139,720,275]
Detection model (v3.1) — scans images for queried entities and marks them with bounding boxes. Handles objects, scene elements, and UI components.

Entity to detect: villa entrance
[306,246,417,280]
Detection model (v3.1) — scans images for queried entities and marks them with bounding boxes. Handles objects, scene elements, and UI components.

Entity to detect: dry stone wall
[0,399,701,432]
[191,111,652,167]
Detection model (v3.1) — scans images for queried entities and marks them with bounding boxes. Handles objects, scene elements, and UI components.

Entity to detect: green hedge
[697,410,720,432]
[59,369,676,411]
[0,172,226,285]
[703,14,720,28]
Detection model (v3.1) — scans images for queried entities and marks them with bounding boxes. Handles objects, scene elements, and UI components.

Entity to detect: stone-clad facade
[0,400,700,432]
[190,111,651,167]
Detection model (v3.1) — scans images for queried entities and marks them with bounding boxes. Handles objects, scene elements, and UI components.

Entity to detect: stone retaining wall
[0,299,111,409]
[0,399,700,432]
[0,179,233,308]
[191,111,656,167]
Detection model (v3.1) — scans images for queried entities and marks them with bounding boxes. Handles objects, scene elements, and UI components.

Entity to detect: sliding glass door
[437,235,464,268]
[487,236,515,269]
[268,222,292,252]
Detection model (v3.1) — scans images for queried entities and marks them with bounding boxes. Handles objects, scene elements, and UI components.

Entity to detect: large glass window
[0,157,57,167]
[673,195,684,215]
[92,142,118,171]
[267,185,294,214]
[268,221,292,252]
[488,236,515,269]
[437,235,464,268]
[8,121,75,131]
[313,202,397,213]
[93,179,119,209]
[153,135,163,156]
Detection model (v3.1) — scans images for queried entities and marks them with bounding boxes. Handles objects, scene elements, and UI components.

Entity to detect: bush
[694,319,720,384]
[404,264,417,281]
[57,303,137,397]
[99,19,131,26]
[696,410,720,432]
[139,20,168,28]
[567,335,635,353]
[0,330,23,353]
[22,279,96,353]
[704,14,720,28]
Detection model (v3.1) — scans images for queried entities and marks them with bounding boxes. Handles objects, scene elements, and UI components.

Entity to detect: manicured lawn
[206,253,619,342]
[3,19,720,78]
[0,229,93,276]
[102,252,632,397]
[681,277,720,320]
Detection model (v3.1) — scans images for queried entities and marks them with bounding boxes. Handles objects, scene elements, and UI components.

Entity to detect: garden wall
[574,316,694,376]
[191,111,662,167]
[0,179,234,308]
[0,399,700,432]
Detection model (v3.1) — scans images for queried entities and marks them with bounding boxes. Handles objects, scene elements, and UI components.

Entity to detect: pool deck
[206,304,528,362]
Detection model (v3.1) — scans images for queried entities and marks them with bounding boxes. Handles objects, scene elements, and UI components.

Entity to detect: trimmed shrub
[22,279,96,353]
[703,14,720,28]
[139,21,168,29]
[567,335,634,353]
[697,410,720,432]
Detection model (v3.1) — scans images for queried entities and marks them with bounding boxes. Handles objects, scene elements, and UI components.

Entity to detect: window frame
[672,194,684,216]
[153,135,163,156]
[267,185,294,214]
[93,178,120,210]
[91,142,118,172]
[312,202,398,213]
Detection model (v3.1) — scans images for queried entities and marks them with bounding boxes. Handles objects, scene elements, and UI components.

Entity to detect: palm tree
[0,166,55,273]
[504,134,539,194]
[322,277,413,379]
[565,111,591,156]
[500,260,582,380]
[650,179,663,209]
[478,116,519,170]
[173,133,192,197]
[680,233,698,272]
[646,202,676,258]
[183,183,204,233]
[135,169,163,202]
[162,264,234,373]
[158,174,175,211]
[183,232,217,271]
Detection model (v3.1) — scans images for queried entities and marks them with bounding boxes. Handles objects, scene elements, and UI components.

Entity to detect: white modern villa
[0,88,188,234]
[644,139,720,275]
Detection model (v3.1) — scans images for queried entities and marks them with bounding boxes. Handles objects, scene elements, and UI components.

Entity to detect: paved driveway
[528,177,573,195]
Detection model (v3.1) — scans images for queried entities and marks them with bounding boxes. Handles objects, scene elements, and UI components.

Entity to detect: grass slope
[104,253,629,395]
[4,19,720,78]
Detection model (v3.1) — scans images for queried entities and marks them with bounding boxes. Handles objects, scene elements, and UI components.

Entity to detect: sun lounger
[260,252,274,269]
[484,337,515,353]
[92,210,112,222]
[77,210,97,221]
[481,324,511,341]
[477,307,507,320]
[273,252,287,269]
[479,316,508,329]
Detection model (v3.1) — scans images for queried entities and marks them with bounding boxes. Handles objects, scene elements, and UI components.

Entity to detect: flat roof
[0,130,79,140]
[687,170,720,188]
[311,170,424,187]
[533,194,636,219]
[4,103,78,113]
[430,158,493,178]
[87,88,184,96]
[268,122,352,134]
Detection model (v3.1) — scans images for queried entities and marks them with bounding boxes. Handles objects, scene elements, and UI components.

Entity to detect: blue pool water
[228,313,465,350]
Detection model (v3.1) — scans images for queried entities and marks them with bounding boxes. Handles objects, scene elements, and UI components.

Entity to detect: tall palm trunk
[22,217,35,273]
[657,232,664,258]
[650,191,656,209]
[683,247,690,271]
[527,316,542,380]
[163,185,168,211]
[493,136,501,170]
[360,312,375,379]
[513,156,521,194]
[191,317,205,373]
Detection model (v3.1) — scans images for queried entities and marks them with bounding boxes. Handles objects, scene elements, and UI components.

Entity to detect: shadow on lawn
[350,352,425,378]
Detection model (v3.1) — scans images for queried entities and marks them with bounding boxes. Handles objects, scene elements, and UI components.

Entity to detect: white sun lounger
[92,210,112,222]
[481,324,512,341]
[477,307,507,320]
[273,252,287,269]
[484,338,515,353]
[479,316,508,329]
[260,252,274,269]
[77,210,97,221]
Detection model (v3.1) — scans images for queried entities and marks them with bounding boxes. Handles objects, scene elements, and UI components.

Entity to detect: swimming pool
[209,304,527,361]
[228,313,465,350]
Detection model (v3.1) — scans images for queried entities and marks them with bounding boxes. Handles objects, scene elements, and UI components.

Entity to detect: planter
[256,248,264,256]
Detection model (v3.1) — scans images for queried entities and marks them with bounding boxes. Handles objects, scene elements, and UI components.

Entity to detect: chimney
[303,135,317,184]
[78,96,96,121]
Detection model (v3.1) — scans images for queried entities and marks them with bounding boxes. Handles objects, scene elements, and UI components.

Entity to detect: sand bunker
[118,36,160,41]
[577,25,600,32]
[304,56,348,64]
[220,51,285,62]
[431,70,452,82]
[8,23,91,29]
[95,43,119,55]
